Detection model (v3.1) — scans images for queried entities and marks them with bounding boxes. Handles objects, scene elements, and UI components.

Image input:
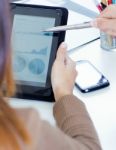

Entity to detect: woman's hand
[91,4,116,36]
[51,42,77,101]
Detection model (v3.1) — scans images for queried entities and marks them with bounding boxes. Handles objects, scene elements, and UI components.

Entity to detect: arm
[16,101,101,150]
[91,4,116,36]
[53,95,101,150]
[51,43,102,150]
[16,43,102,150]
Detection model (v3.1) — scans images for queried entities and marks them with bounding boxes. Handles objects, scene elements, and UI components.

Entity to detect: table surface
[70,39,116,150]
[10,39,116,150]
[11,1,116,150]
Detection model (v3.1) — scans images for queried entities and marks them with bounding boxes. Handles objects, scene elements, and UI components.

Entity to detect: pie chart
[13,55,26,72]
[29,58,45,74]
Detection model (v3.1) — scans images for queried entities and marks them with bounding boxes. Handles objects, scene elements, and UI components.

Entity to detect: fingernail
[60,42,67,49]
[90,19,98,28]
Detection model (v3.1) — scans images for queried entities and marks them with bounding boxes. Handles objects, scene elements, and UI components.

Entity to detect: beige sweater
[17,95,102,150]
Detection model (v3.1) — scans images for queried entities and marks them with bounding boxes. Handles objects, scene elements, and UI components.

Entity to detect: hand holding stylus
[91,4,116,36]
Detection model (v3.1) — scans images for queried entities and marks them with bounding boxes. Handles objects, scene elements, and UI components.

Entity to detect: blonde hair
[0,0,31,149]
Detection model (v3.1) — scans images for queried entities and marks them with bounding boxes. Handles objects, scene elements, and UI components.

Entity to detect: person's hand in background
[51,42,77,101]
[91,4,116,36]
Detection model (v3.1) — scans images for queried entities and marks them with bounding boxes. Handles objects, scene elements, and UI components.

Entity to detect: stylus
[43,21,92,32]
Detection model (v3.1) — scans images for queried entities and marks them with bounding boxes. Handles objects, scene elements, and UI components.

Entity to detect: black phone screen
[75,60,110,93]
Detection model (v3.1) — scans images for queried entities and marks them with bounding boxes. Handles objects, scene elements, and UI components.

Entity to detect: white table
[11,1,116,150]
[70,39,116,150]
[10,39,116,150]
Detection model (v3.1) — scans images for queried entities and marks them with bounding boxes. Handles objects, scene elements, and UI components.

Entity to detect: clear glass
[100,31,116,51]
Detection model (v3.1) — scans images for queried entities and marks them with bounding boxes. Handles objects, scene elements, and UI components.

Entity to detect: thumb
[56,42,67,61]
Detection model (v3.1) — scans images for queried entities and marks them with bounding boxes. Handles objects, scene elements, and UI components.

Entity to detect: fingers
[90,4,116,36]
[56,42,67,62]
[66,56,76,68]
[56,42,77,77]
[91,18,116,36]
[66,56,77,77]
[100,4,116,19]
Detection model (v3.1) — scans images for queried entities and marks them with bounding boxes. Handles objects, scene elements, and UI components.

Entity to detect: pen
[105,0,113,48]
[43,22,92,32]
[101,0,108,9]
[108,0,112,4]
[108,0,116,48]
[93,0,103,12]
[101,2,107,9]
[101,0,108,5]
[112,0,116,3]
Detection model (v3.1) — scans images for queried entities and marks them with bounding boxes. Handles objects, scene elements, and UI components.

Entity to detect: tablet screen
[11,3,68,100]
[12,14,55,87]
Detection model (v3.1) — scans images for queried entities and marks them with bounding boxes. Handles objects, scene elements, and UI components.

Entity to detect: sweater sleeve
[53,95,102,150]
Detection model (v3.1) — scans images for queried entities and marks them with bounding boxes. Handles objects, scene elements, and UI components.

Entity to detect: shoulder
[15,108,41,132]
[16,108,40,122]
[16,108,42,149]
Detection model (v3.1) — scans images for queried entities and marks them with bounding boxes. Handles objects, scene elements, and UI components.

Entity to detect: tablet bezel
[10,3,68,101]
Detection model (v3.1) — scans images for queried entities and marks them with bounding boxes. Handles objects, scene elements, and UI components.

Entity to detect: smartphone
[75,60,110,93]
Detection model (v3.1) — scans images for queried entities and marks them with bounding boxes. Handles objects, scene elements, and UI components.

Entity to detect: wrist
[53,87,72,101]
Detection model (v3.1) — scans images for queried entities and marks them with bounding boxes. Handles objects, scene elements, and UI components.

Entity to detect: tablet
[11,3,68,101]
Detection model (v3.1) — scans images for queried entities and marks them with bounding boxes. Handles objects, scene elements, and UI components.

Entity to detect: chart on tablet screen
[17,0,100,51]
